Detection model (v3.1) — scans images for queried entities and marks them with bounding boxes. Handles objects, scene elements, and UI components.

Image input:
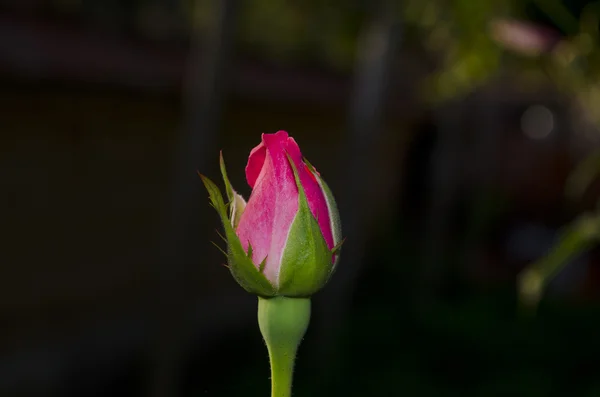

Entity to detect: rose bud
[200,131,342,297]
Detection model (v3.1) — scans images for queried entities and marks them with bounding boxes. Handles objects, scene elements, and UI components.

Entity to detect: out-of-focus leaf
[518,213,600,311]
[531,0,579,35]
[566,150,600,200]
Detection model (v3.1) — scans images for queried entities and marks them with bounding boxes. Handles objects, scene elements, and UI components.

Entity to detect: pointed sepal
[276,154,334,297]
[199,173,276,297]
[304,158,343,269]
[219,151,234,203]
[331,237,345,255]
[219,152,247,229]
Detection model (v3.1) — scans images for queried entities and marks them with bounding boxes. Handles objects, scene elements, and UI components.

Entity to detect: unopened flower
[200,131,342,297]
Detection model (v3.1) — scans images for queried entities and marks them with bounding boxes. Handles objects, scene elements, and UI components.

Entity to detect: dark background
[2,0,600,396]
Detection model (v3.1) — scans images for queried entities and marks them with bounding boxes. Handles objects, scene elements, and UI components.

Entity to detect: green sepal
[220,152,247,229]
[247,242,268,273]
[277,155,334,297]
[331,237,345,255]
[304,157,343,268]
[247,241,253,260]
[219,151,234,202]
[259,257,267,273]
[199,173,275,297]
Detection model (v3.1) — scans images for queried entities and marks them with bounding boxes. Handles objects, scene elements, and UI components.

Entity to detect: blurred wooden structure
[2,7,600,397]
[0,10,421,396]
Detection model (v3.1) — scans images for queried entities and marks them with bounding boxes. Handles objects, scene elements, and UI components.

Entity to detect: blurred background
[2,0,600,396]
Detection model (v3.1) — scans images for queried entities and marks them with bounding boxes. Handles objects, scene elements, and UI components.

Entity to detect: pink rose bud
[200,131,342,297]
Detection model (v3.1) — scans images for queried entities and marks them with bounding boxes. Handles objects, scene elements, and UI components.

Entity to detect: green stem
[258,296,311,397]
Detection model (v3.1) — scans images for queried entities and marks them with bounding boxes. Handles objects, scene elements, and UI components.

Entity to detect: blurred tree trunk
[460,92,503,276]
[416,102,464,305]
[311,0,401,382]
[149,1,238,396]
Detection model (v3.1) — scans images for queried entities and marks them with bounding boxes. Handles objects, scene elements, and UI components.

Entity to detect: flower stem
[258,296,311,397]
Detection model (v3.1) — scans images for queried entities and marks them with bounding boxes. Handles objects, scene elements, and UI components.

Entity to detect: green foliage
[566,149,600,201]
[237,0,362,70]
[518,145,600,310]
[404,0,513,102]
[518,213,600,310]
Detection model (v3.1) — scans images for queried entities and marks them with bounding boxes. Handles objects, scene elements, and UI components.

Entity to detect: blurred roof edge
[0,12,419,114]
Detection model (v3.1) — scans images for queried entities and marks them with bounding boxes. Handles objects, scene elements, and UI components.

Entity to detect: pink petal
[285,136,334,250]
[236,131,335,286]
[237,131,295,283]
[245,140,266,188]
